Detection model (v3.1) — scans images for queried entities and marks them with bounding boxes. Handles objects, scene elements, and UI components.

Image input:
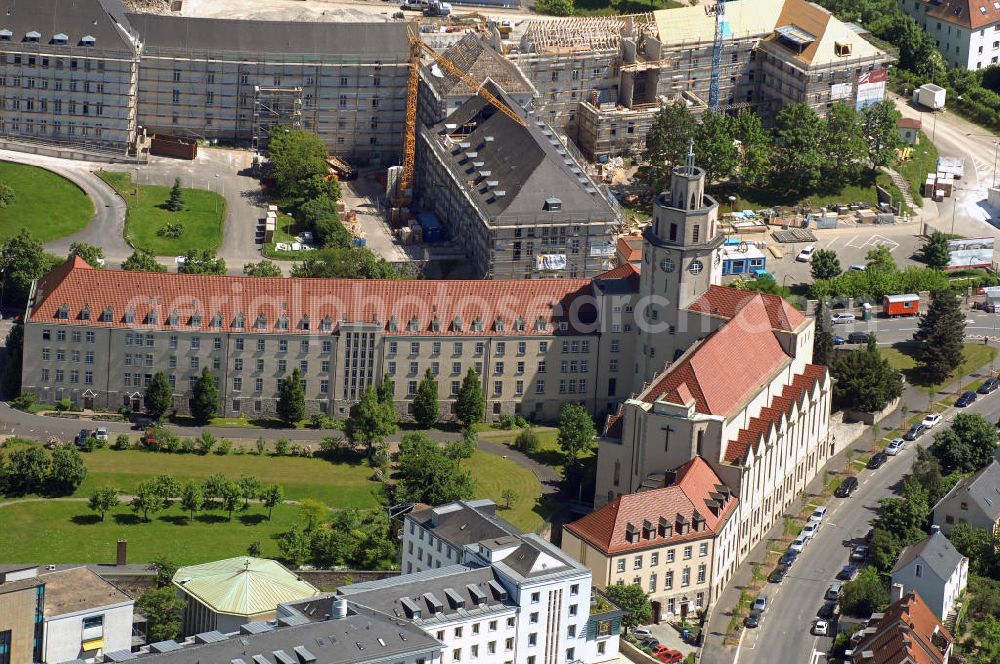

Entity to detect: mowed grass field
[0,161,93,242]
[466,450,543,533]
[880,343,997,394]
[99,170,225,256]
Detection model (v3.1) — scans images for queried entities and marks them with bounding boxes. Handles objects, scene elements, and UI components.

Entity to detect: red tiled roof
[918,0,1000,31]
[897,117,922,129]
[564,457,737,555]
[688,285,806,332]
[724,364,828,464]
[28,257,597,336]
[642,296,791,416]
[616,236,642,262]
[603,407,624,440]
[851,592,953,664]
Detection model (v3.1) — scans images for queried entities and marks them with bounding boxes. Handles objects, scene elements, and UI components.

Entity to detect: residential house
[932,459,1000,536]
[898,117,922,145]
[890,530,969,622]
[901,0,1000,70]
[849,589,953,664]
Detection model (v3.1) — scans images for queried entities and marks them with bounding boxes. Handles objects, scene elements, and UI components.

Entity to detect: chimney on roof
[116,539,127,566]
[891,583,905,603]
[663,469,677,487]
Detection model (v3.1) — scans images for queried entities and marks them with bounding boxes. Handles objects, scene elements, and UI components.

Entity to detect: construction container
[150,134,198,160]
[883,293,920,317]
[416,212,443,243]
[912,83,946,111]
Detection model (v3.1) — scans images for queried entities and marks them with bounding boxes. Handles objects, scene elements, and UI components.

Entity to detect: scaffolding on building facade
[252,85,303,152]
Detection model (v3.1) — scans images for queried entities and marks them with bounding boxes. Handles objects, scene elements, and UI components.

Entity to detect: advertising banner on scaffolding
[946,238,995,270]
[830,83,852,101]
[589,241,615,257]
[536,254,567,271]
[855,68,888,110]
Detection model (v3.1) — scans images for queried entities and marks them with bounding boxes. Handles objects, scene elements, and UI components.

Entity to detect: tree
[948,522,998,577]
[1,229,60,306]
[201,472,227,503]
[243,259,283,277]
[813,300,835,366]
[179,482,204,521]
[144,371,173,421]
[261,483,284,520]
[150,555,177,588]
[277,525,311,567]
[860,99,902,169]
[276,368,306,426]
[299,498,326,532]
[190,367,219,424]
[445,427,477,467]
[131,480,166,522]
[69,242,105,269]
[557,404,596,468]
[267,127,329,196]
[88,486,120,521]
[693,110,737,183]
[3,445,51,495]
[48,446,87,495]
[931,413,998,473]
[869,528,903,574]
[413,368,440,428]
[605,584,653,632]
[149,474,182,503]
[290,246,398,280]
[395,432,475,505]
[377,375,394,404]
[968,616,1000,664]
[121,250,167,272]
[346,384,397,454]
[238,474,263,509]
[455,367,485,428]
[731,108,771,186]
[840,567,889,616]
[309,508,398,570]
[166,177,185,211]
[922,231,952,270]
[810,249,842,280]
[178,249,226,275]
[137,587,184,641]
[643,102,697,193]
[914,289,965,383]
[831,337,903,412]
[821,103,867,182]
[218,479,242,521]
[909,446,951,506]
[865,245,897,273]
[771,102,824,194]
[500,488,520,510]
[534,0,573,15]
[2,322,23,397]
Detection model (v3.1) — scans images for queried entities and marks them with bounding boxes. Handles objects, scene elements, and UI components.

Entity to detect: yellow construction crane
[394,23,528,207]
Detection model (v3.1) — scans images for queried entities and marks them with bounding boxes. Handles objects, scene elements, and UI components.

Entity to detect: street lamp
[993,140,999,189]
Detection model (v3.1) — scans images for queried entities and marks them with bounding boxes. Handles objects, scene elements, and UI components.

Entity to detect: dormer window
[431,317,441,333]
[625,522,639,544]
[472,318,484,333]
[101,307,114,323]
[692,511,705,532]
[57,304,69,320]
[535,317,547,332]
[494,317,505,333]
[642,519,655,540]
[80,306,91,321]
[52,33,68,45]
[452,316,463,332]
[168,310,179,326]
[211,313,223,329]
[124,309,136,325]
[388,316,398,332]
[408,316,420,332]
[191,312,202,328]
[0,29,12,41]
[320,316,333,331]
[516,318,525,332]
[233,313,245,330]
[658,516,673,539]
[299,315,310,331]
[558,321,569,331]
[256,314,267,330]
[276,315,288,330]
[81,35,95,46]
[25,31,40,43]
[147,310,158,325]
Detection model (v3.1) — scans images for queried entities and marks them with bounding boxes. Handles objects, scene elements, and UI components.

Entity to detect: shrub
[79,436,95,453]
[514,428,540,454]
[55,398,73,412]
[179,438,196,454]
[0,182,15,208]
[159,430,180,453]
[92,435,108,450]
[114,434,131,450]
[215,439,232,455]
[497,413,515,430]
[255,437,266,455]
[12,392,37,411]
[156,221,184,238]
[274,438,290,456]
[309,412,336,429]
[513,415,529,429]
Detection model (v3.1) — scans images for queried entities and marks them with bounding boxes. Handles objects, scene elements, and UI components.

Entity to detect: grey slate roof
[128,13,408,58]
[332,564,516,626]
[935,459,1000,522]
[425,83,614,221]
[407,499,521,551]
[429,33,534,97]
[489,533,586,582]
[0,0,136,50]
[127,603,440,664]
[891,531,966,579]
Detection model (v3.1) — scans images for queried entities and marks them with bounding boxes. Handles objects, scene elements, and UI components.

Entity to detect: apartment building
[0,0,139,154]
[902,0,1000,70]
[848,589,953,664]
[390,499,622,664]
[561,457,739,619]
[414,84,622,280]
[0,567,44,664]
[126,14,409,161]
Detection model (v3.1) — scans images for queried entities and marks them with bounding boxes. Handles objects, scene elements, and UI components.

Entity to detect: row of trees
[643,100,901,196]
[0,442,87,496]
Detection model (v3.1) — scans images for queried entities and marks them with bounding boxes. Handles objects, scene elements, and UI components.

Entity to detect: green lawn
[880,342,997,394]
[729,171,908,213]
[467,450,544,532]
[0,499,298,564]
[98,171,225,256]
[263,212,308,261]
[0,161,93,242]
[895,132,938,206]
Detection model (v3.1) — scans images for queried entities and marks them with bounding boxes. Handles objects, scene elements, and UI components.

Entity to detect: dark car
[769,564,789,584]
[74,429,92,446]
[818,601,840,620]
[838,564,860,581]
[851,545,870,562]
[780,550,799,567]
[867,452,888,469]
[978,377,1000,395]
[956,391,978,407]
[903,423,927,441]
[836,476,859,497]
[745,610,762,628]
[847,331,870,344]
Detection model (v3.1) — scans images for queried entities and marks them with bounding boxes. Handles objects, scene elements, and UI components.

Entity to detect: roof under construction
[428,33,534,97]
[172,557,319,618]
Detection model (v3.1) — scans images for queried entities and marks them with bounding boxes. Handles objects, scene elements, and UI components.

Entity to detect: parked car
[832,335,847,345]
[922,414,943,428]
[813,619,830,636]
[94,427,108,442]
[848,331,870,344]
[831,312,857,324]
[818,601,840,620]
[745,610,762,628]
[796,245,816,262]
[640,638,659,650]
[848,264,866,271]
[956,391,978,407]
[851,545,870,562]
[802,522,820,539]
[769,564,789,583]
[825,583,844,601]
[903,423,927,441]
[978,377,1000,394]
[886,438,906,456]
[74,429,92,446]
[652,647,683,663]
[753,595,768,612]
[868,452,888,469]
[633,628,653,640]
[838,564,859,581]
[789,534,809,553]
[809,506,828,523]
[836,476,859,497]
[780,550,799,567]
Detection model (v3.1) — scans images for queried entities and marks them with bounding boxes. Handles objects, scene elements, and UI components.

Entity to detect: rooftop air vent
[484,136,494,143]
[493,191,506,198]
[486,180,499,187]
[459,142,471,149]
[465,152,478,159]
[478,170,492,177]
[544,198,562,211]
